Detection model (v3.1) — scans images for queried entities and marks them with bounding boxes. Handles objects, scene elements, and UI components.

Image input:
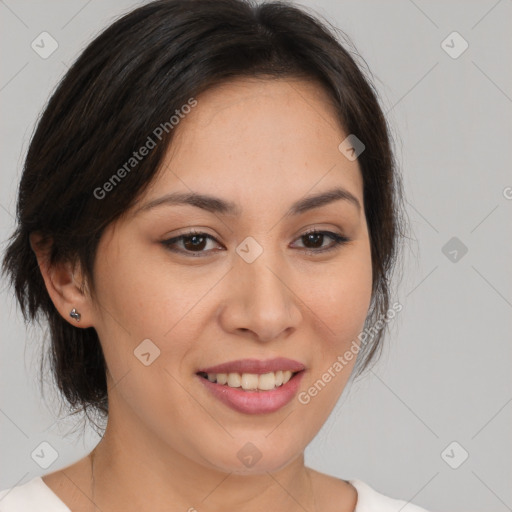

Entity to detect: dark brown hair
[2,0,407,429]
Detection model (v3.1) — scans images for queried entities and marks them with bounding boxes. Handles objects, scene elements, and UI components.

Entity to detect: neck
[89,405,317,512]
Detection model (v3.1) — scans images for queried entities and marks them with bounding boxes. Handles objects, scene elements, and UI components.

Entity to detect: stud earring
[70,308,81,322]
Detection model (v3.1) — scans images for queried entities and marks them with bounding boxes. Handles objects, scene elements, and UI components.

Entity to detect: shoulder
[350,479,431,512]
[0,476,71,512]
[307,468,432,512]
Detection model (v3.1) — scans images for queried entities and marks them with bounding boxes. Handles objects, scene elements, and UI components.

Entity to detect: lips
[196,358,306,414]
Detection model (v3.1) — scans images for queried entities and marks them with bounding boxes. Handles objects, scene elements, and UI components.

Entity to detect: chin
[198,436,305,475]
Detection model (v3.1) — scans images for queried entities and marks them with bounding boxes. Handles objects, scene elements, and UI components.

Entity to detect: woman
[0,0,429,510]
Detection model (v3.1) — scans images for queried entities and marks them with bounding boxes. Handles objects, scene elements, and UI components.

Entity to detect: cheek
[293,247,372,437]
[93,241,185,338]
[306,243,373,352]
[91,254,204,436]
[91,244,216,388]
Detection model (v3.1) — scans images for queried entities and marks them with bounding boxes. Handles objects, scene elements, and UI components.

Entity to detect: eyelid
[161,228,221,255]
[292,229,350,255]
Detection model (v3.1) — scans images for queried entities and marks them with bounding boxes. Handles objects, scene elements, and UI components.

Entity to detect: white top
[0,476,430,511]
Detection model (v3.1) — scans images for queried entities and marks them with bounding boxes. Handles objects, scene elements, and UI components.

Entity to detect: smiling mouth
[197,370,303,392]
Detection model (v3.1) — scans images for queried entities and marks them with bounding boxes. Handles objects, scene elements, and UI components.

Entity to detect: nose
[218,248,303,343]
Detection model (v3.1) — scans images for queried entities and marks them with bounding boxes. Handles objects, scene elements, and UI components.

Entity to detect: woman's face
[89,78,373,473]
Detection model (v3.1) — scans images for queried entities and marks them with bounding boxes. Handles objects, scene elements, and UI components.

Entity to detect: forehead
[175,77,345,142]
[135,77,364,216]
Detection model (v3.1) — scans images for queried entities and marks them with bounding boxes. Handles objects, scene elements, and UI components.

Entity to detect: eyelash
[161,228,350,257]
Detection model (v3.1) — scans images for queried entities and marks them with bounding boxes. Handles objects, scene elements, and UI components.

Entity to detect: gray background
[1,1,511,511]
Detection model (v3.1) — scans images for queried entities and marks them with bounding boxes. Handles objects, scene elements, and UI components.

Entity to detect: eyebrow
[134,186,361,218]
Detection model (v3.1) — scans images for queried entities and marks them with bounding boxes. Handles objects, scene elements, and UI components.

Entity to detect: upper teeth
[205,370,293,391]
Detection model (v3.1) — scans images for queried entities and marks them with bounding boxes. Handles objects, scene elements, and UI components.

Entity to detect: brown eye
[293,230,349,254]
[182,233,208,251]
[161,230,222,257]
[161,229,349,258]
[302,231,324,249]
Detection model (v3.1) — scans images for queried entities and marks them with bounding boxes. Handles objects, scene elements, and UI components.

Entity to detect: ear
[29,232,95,328]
